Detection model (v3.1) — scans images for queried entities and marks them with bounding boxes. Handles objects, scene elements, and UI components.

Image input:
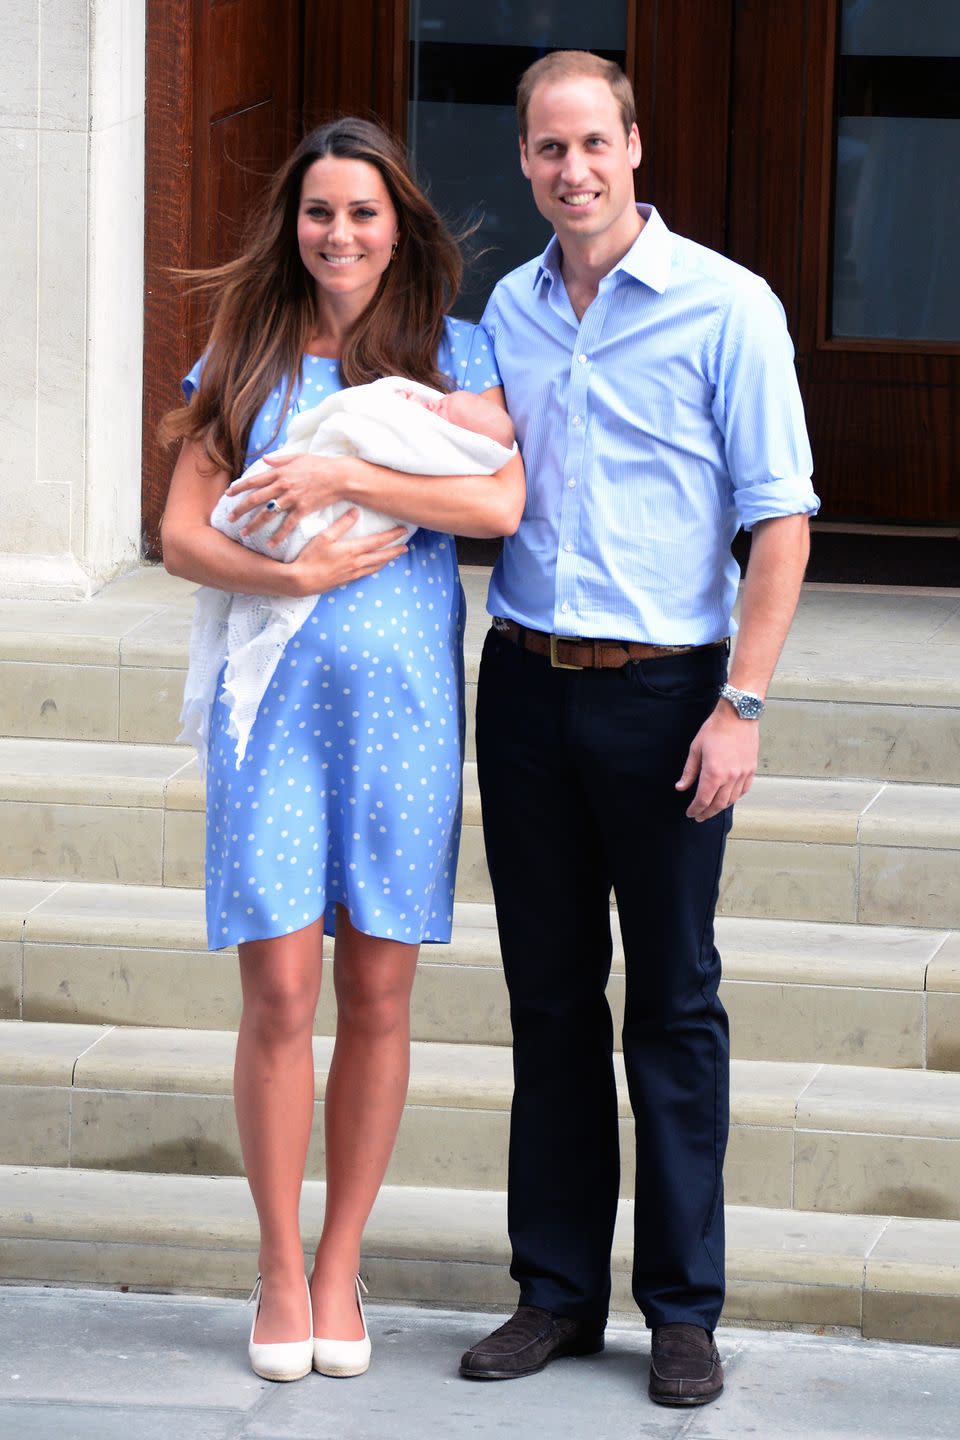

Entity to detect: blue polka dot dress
[183,318,502,950]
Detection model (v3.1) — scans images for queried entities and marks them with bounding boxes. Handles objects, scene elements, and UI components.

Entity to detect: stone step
[1,1164,957,1345]
[0,739,956,927]
[5,1019,960,1220]
[0,567,957,783]
[0,565,197,748]
[2,880,957,1070]
[750,585,960,785]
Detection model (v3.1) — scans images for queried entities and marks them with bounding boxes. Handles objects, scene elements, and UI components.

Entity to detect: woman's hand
[227,453,355,544]
[287,509,409,595]
[162,439,404,599]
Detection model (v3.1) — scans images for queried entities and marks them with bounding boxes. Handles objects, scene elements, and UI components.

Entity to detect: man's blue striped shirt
[481,205,819,644]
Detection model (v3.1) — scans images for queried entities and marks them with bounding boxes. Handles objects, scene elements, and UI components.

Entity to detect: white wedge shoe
[312,1275,371,1377]
[248,1274,314,1382]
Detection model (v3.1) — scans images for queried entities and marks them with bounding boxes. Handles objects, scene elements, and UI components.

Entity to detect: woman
[161,117,523,1382]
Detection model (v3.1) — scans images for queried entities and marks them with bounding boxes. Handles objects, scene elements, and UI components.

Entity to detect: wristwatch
[719,682,765,720]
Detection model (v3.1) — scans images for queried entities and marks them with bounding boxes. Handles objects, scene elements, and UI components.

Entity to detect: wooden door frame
[797,0,959,520]
[802,0,960,362]
[142,0,196,557]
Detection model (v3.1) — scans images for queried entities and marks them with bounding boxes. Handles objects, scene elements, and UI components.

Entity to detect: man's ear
[628,124,642,171]
[519,136,531,179]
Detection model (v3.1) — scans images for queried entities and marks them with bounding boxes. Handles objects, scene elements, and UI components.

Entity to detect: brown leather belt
[493,619,727,671]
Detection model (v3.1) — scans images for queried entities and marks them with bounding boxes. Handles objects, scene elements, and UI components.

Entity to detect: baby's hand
[397,386,444,415]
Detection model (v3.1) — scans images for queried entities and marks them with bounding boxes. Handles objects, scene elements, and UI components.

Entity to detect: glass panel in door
[408,1,628,320]
[832,0,960,341]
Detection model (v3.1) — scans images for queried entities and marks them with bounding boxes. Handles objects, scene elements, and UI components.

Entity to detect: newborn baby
[400,386,515,443]
[213,381,515,552]
[181,375,516,770]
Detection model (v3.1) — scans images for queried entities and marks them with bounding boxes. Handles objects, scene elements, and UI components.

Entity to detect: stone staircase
[0,566,958,1347]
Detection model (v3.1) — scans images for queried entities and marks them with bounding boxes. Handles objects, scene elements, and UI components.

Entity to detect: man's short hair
[517,50,637,141]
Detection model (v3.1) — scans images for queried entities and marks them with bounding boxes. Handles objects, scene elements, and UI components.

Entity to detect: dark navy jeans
[476,627,732,1332]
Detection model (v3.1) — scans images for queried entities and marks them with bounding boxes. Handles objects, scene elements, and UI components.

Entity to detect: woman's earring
[391,239,399,259]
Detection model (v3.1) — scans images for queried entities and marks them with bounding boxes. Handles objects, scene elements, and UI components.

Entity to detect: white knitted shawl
[179,376,515,772]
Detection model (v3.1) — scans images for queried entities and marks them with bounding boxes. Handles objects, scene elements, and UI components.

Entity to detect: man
[460,51,818,1408]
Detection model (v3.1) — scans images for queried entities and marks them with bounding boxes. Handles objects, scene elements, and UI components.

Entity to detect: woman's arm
[227,386,525,543]
[161,439,410,596]
[343,443,524,538]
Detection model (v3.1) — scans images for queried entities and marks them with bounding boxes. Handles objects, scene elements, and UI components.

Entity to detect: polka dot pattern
[197,318,501,950]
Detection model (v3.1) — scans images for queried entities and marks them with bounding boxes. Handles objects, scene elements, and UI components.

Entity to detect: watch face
[737,694,765,719]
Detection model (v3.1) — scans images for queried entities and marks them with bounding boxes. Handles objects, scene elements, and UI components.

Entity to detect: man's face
[520,77,641,252]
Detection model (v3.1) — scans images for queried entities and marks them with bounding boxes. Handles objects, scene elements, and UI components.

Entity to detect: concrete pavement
[1,1286,958,1438]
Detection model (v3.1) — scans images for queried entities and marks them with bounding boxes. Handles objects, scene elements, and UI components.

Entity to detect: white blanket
[179,376,515,772]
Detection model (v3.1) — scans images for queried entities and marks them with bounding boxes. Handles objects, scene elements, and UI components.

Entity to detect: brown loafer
[459,1305,605,1380]
[648,1323,723,1406]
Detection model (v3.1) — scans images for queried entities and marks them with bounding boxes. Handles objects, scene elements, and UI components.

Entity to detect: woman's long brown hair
[160,117,464,478]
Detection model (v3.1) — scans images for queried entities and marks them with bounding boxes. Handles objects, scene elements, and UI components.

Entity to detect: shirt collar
[533,204,672,295]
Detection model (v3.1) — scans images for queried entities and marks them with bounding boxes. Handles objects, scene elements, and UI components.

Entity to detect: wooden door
[142,0,410,553]
[631,1,736,254]
[144,1,958,540]
[635,1,958,524]
[302,0,408,133]
[142,0,302,553]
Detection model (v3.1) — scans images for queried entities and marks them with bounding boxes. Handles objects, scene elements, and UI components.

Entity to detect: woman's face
[297,156,400,315]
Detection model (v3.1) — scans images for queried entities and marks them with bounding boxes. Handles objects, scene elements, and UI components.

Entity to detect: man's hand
[674,512,809,822]
[675,702,760,821]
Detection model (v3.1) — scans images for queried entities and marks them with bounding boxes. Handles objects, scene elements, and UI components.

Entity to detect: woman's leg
[311,905,419,1339]
[234,919,324,1343]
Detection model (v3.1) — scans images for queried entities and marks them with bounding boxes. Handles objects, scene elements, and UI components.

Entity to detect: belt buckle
[550,634,582,670]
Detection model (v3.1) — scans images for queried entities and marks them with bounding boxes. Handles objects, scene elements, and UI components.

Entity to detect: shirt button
[564,542,574,553]
[578,353,588,364]
[571,415,582,427]
[561,601,571,613]
[567,478,576,489]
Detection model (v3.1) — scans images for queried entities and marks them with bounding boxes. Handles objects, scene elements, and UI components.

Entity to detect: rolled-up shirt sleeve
[710,281,819,531]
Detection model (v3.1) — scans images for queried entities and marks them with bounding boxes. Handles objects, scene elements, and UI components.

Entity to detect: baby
[399,386,516,451]
[182,375,517,769]
[217,381,515,551]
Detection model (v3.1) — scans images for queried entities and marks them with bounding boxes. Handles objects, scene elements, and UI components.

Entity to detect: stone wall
[0,1,145,599]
